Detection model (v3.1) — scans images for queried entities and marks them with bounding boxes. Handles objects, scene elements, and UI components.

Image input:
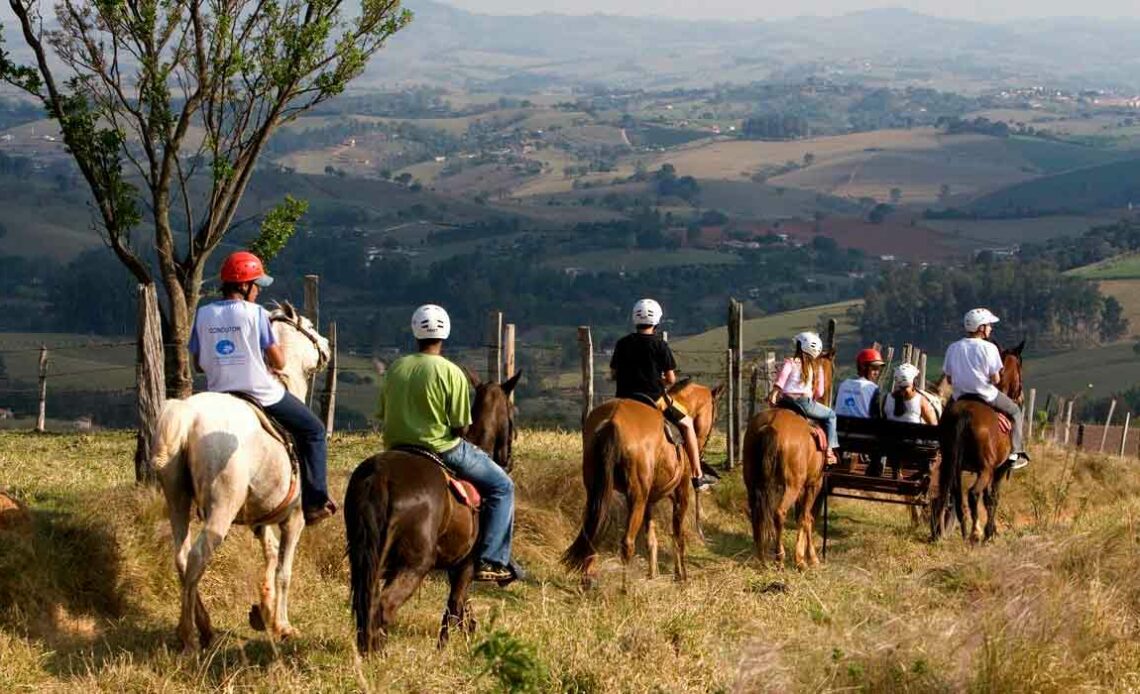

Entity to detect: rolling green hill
[967,158,1140,216]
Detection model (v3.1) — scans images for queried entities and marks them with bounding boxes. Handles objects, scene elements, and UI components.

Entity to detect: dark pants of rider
[990,391,1024,453]
[264,391,331,510]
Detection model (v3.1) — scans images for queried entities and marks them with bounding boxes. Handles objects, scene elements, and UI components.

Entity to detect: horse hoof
[276,625,298,641]
[248,605,267,632]
[581,575,598,591]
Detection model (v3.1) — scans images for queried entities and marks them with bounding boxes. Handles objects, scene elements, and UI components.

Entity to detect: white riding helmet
[964,308,1000,333]
[894,363,920,388]
[794,331,823,358]
[632,298,663,327]
[411,304,451,340]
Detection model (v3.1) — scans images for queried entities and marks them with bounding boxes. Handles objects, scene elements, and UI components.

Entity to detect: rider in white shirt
[942,308,1029,469]
[834,348,884,418]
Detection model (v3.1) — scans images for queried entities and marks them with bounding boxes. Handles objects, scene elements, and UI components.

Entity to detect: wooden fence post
[748,364,760,420]
[503,323,516,399]
[731,300,744,465]
[487,311,503,384]
[1121,412,1131,457]
[320,322,338,436]
[1052,397,1066,444]
[878,346,895,389]
[1063,401,1074,446]
[1025,388,1037,442]
[302,274,320,407]
[577,326,593,425]
[134,284,165,483]
[902,343,913,366]
[824,318,837,405]
[918,353,928,390]
[1099,400,1117,453]
[725,348,735,469]
[35,344,47,433]
[1077,423,1085,448]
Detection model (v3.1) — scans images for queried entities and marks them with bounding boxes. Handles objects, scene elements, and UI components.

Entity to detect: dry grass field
[2,430,1139,692]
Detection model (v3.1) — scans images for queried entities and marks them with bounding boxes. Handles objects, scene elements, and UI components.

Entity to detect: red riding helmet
[856,348,885,372]
[220,251,273,287]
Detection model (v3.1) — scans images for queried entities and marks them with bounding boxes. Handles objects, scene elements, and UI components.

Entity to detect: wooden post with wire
[1063,400,1074,446]
[918,353,928,390]
[503,323,516,399]
[134,284,166,482]
[1120,412,1131,457]
[728,299,744,465]
[748,363,760,420]
[1025,388,1037,442]
[302,274,320,406]
[1099,400,1117,454]
[725,348,735,469]
[35,344,47,433]
[824,318,837,404]
[577,326,593,426]
[319,322,338,436]
[487,311,503,384]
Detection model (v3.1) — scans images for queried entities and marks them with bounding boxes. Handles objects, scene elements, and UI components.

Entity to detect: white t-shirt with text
[943,337,1002,403]
[189,300,286,406]
[834,378,879,418]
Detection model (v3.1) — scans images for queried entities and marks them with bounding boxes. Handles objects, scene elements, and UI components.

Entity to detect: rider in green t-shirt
[377,304,519,583]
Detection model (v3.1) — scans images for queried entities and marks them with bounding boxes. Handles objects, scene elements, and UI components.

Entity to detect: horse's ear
[280,300,296,319]
[710,383,725,401]
[502,370,522,396]
[463,365,481,388]
[1012,339,1026,357]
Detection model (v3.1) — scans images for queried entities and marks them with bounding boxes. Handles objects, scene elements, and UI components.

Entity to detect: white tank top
[885,392,923,424]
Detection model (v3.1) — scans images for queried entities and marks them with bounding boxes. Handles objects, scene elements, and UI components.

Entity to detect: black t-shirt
[610,332,677,400]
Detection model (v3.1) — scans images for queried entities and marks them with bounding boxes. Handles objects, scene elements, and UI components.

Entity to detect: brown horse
[562,379,722,589]
[344,371,520,654]
[932,341,1024,544]
[742,352,836,569]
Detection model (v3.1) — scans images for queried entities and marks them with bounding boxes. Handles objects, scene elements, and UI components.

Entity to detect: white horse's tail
[152,399,195,474]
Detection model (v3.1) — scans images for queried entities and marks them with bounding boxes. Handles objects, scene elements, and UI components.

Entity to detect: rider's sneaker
[692,474,716,492]
[475,561,513,582]
[1009,452,1030,470]
[699,460,722,479]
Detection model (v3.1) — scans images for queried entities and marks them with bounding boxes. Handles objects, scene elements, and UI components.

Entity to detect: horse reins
[270,313,330,371]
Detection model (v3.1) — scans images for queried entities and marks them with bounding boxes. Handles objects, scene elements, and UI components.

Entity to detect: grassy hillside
[967,158,1140,216]
[1068,254,1140,280]
[2,431,1138,691]
[1022,342,1139,400]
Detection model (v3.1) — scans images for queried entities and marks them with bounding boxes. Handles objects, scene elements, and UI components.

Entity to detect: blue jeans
[264,391,330,511]
[792,397,839,449]
[440,440,514,567]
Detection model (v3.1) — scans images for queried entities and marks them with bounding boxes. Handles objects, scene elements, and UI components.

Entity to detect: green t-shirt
[377,353,472,453]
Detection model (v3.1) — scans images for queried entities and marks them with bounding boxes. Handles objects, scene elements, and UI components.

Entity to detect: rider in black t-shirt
[610,299,718,491]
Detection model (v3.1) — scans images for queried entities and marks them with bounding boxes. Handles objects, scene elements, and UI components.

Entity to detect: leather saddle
[225,392,301,472]
[775,399,829,452]
[953,394,1013,434]
[391,445,482,511]
[625,393,683,446]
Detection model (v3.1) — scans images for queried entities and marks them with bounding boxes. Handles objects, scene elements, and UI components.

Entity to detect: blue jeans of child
[264,391,331,511]
[440,440,515,567]
[791,396,839,448]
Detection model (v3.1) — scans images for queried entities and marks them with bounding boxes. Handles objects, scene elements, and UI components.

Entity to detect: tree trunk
[162,273,203,399]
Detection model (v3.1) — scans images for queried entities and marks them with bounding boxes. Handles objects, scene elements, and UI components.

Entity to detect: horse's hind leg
[179,503,238,652]
[967,469,993,544]
[798,477,823,569]
[272,509,305,639]
[983,470,1005,541]
[622,494,648,591]
[645,511,659,580]
[249,525,279,634]
[376,564,432,650]
[671,485,689,582]
[439,560,476,649]
[161,459,212,649]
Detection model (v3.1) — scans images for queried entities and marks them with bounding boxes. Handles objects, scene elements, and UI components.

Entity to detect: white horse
[153,301,330,652]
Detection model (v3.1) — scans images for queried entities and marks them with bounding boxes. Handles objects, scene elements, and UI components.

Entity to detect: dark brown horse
[932,341,1024,544]
[742,352,836,569]
[562,380,722,589]
[344,371,520,654]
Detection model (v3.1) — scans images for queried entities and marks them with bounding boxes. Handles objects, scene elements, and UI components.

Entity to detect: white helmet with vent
[894,363,920,388]
[632,298,663,327]
[964,308,1000,333]
[794,331,823,358]
[411,304,451,340]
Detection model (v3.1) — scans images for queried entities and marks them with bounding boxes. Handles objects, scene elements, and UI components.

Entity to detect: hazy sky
[437,0,1140,21]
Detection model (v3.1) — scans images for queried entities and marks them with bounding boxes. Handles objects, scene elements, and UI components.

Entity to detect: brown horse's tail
[752,426,785,559]
[562,421,618,572]
[933,408,971,540]
[345,459,392,653]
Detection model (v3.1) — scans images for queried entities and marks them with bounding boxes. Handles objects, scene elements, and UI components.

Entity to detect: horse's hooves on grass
[248,605,267,632]
[276,626,298,641]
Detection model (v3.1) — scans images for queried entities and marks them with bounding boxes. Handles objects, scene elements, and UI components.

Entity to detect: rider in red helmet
[188,250,337,525]
[834,348,885,419]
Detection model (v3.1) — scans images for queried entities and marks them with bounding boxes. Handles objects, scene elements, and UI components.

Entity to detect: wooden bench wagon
[821,415,941,555]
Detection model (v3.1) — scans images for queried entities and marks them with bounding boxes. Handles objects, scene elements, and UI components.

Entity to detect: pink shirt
[776,358,825,399]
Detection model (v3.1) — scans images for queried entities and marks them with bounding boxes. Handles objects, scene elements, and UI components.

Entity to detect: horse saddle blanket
[775,399,828,451]
[390,445,482,511]
[953,395,1013,435]
[224,391,300,473]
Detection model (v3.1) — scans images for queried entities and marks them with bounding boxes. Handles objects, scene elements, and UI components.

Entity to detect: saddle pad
[810,426,828,452]
[448,478,482,510]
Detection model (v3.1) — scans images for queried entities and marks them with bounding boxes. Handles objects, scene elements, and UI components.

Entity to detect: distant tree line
[741,114,810,140]
[857,257,1127,352]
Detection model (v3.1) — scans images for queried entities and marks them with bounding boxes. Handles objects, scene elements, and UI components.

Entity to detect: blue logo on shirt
[216,339,236,356]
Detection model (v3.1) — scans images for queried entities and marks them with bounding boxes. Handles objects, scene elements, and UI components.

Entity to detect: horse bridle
[270,312,330,372]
